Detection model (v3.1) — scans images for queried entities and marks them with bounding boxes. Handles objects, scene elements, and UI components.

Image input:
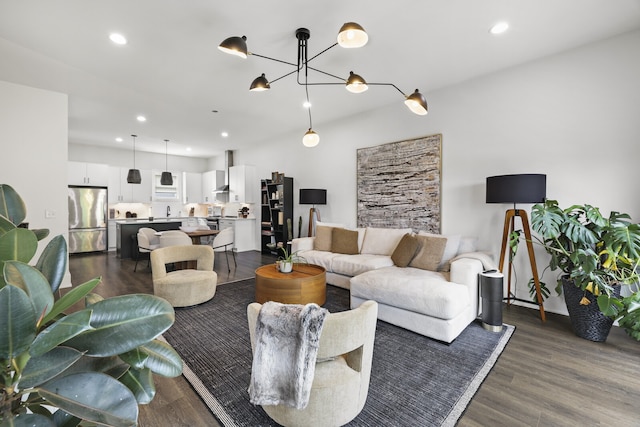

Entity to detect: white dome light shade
[404,89,428,115]
[337,22,368,48]
[302,129,320,147]
[109,33,127,45]
[218,35,248,58]
[346,71,368,93]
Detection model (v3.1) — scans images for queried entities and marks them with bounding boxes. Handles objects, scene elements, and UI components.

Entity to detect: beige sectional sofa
[291,224,494,343]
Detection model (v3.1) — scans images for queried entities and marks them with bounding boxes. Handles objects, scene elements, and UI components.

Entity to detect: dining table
[155,229,220,245]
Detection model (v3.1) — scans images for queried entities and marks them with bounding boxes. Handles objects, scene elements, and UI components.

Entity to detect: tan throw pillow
[331,228,359,254]
[314,226,334,251]
[391,233,420,267]
[409,234,448,271]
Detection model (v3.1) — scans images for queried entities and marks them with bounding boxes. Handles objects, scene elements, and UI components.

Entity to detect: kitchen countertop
[112,216,257,224]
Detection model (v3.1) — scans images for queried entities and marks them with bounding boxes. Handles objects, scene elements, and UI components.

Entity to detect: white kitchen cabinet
[229,165,256,203]
[202,170,225,203]
[217,218,256,252]
[68,161,109,186]
[108,166,152,203]
[108,221,117,250]
[183,172,202,203]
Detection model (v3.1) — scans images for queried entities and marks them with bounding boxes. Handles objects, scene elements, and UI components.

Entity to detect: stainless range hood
[214,150,233,192]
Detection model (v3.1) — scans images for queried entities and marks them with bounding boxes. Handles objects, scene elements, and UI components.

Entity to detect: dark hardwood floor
[68,251,640,426]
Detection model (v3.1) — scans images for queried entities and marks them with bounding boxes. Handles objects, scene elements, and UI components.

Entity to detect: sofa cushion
[409,234,447,271]
[350,267,470,320]
[314,226,334,251]
[360,227,413,256]
[331,228,359,255]
[418,232,461,271]
[391,233,420,267]
[331,254,394,277]
[297,249,340,272]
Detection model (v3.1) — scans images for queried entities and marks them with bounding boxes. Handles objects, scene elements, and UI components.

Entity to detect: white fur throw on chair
[248,301,328,409]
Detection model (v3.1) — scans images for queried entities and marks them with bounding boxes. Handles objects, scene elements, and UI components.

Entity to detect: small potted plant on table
[276,247,306,273]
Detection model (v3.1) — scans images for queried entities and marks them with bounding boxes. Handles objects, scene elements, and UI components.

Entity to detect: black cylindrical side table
[480,271,504,332]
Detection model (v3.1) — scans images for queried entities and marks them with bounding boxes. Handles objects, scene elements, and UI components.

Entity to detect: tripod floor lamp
[486,174,547,322]
[300,189,326,237]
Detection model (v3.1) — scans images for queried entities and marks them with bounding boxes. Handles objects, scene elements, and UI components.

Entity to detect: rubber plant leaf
[42,278,100,326]
[0,184,26,226]
[38,372,139,427]
[63,294,175,357]
[119,367,156,404]
[0,284,37,359]
[20,346,84,388]
[30,310,93,357]
[1,413,56,427]
[0,227,38,288]
[4,261,54,322]
[35,235,67,294]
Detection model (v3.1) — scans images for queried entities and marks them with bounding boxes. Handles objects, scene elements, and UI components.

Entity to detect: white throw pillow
[361,227,413,256]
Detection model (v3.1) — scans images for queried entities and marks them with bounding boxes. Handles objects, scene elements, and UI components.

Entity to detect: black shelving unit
[260,176,293,254]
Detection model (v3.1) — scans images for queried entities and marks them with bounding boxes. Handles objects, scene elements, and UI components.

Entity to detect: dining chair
[211,227,236,272]
[159,230,193,247]
[134,227,160,272]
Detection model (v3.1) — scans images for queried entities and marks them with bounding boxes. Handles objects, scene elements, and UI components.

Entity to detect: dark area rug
[162,279,514,427]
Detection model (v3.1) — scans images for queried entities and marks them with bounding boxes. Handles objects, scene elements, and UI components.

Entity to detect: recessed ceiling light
[489,22,509,35]
[136,115,146,122]
[221,131,229,138]
[109,33,127,45]
[303,101,312,109]
[115,137,123,142]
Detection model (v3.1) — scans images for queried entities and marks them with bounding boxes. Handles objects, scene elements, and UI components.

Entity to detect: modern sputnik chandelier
[218,22,428,147]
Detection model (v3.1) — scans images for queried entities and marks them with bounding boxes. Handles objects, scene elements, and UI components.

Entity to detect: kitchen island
[115,219,182,259]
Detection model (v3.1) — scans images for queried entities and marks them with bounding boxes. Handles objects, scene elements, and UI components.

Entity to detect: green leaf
[119,367,156,404]
[38,372,139,427]
[0,284,37,359]
[31,228,50,242]
[0,215,15,237]
[120,339,183,377]
[4,261,54,322]
[51,410,82,427]
[64,294,175,357]
[20,346,84,388]
[0,228,38,287]
[531,200,564,238]
[35,235,68,294]
[30,310,93,357]
[0,184,27,226]
[0,413,56,427]
[41,278,100,326]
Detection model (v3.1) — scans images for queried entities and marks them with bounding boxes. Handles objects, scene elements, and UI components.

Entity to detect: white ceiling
[1,0,639,158]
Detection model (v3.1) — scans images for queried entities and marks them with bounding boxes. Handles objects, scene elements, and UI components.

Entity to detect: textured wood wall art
[357,134,441,232]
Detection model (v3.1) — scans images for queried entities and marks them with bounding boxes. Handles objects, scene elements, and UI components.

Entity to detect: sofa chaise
[291,224,495,342]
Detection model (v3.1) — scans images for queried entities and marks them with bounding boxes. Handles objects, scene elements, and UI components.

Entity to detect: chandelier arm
[366,82,408,97]
[248,52,298,67]
[268,68,302,85]
[306,42,338,63]
[304,66,346,82]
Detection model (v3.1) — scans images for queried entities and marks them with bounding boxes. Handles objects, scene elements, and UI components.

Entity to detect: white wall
[0,80,71,286]
[236,30,640,315]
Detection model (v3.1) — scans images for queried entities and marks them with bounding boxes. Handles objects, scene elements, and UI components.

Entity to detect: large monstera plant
[0,184,182,426]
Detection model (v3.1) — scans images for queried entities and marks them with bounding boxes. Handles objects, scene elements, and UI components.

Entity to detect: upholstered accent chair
[150,245,217,307]
[247,300,378,426]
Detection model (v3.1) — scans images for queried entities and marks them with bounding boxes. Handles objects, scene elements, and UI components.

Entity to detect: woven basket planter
[562,277,619,342]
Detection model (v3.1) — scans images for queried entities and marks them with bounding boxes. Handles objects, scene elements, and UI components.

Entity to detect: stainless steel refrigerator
[68,186,108,253]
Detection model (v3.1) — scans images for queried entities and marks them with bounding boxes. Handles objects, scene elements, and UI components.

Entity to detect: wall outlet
[45,210,56,219]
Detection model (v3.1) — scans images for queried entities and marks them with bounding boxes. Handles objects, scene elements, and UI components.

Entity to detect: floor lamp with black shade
[299,189,326,237]
[486,174,546,322]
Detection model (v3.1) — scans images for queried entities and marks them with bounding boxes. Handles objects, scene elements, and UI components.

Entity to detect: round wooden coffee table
[255,263,326,305]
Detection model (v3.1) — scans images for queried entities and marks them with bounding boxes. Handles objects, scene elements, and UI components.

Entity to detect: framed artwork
[357,134,442,233]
